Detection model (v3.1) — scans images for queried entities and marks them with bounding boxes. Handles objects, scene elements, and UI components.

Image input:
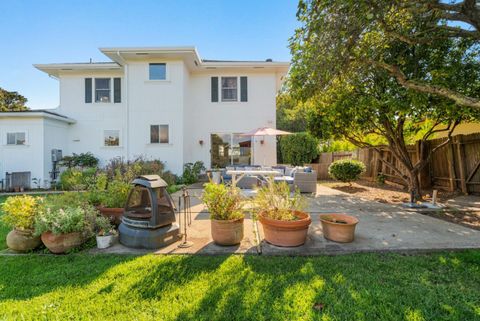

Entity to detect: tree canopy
[289,0,480,109]
[0,87,29,112]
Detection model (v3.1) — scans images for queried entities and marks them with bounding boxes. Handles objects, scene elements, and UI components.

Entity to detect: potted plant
[319,214,359,243]
[1,195,42,252]
[34,202,96,254]
[95,216,118,249]
[254,182,311,247]
[97,180,131,225]
[202,182,244,245]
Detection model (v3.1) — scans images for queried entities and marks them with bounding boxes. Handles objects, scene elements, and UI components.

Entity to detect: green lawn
[0,196,9,250]
[0,252,479,320]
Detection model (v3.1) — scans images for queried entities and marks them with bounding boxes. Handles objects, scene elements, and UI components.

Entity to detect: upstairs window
[221,77,238,101]
[104,130,120,146]
[6,132,26,145]
[95,78,111,103]
[149,63,166,80]
[150,125,169,144]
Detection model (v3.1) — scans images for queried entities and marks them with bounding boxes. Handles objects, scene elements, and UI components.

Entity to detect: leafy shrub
[95,216,116,236]
[100,180,131,208]
[253,182,305,221]
[103,156,175,184]
[60,152,99,168]
[34,202,97,236]
[59,167,100,191]
[328,159,366,185]
[280,133,319,166]
[181,161,205,185]
[202,183,244,220]
[1,195,38,230]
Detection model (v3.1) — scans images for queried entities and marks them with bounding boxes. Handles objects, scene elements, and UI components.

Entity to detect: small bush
[100,180,131,208]
[60,152,99,168]
[59,167,100,191]
[253,182,305,221]
[181,161,205,185]
[202,183,243,220]
[328,159,366,185]
[1,195,38,230]
[103,156,171,184]
[95,216,116,236]
[280,133,319,166]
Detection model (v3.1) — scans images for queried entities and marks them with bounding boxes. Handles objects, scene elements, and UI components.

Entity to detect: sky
[0,0,299,109]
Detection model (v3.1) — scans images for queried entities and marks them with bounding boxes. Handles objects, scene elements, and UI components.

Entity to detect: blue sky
[0,0,299,109]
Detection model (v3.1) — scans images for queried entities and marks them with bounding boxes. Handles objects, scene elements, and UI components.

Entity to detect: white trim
[0,112,75,124]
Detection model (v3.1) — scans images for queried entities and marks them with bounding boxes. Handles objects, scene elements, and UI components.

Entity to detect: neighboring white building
[0,47,289,188]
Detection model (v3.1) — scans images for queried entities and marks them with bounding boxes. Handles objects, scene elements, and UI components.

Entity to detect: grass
[0,196,9,250]
[0,252,479,320]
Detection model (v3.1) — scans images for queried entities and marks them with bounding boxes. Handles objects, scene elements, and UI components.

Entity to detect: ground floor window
[211,133,251,168]
[150,125,169,144]
[104,130,120,146]
[6,132,26,145]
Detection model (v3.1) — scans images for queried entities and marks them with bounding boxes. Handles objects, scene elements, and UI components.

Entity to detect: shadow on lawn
[0,255,135,301]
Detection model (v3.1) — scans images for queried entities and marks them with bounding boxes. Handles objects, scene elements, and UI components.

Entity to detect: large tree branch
[371,60,480,109]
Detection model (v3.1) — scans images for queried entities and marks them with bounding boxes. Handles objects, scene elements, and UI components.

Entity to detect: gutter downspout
[116,51,129,161]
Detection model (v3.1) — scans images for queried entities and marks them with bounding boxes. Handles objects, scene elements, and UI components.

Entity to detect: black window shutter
[240,76,248,102]
[114,78,121,103]
[85,78,92,103]
[211,77,218,102]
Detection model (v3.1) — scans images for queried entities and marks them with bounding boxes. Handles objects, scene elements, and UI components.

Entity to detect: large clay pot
[41,231,84,254]
[211,218,244,246]
[319,213,359,243]
[6,228,41,252]
[98,207,124,226]
[259,211,311,247]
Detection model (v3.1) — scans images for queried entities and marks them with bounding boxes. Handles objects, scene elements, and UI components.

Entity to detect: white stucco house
[0,46,289,189]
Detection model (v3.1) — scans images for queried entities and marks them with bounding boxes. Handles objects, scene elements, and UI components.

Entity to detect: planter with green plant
[254,182,311,247]
[95,216,118,249]
[97,180,131,225]
[1,195,42,252]
[202,182,244,245]
[35,198,96,254]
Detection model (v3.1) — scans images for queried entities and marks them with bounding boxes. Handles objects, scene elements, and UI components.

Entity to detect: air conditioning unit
[51,149,63,162]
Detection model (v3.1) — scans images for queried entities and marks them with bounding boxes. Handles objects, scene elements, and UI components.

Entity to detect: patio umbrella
[240,127,292,165]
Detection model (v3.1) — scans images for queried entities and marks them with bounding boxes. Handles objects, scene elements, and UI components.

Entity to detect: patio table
[226,170,281,187]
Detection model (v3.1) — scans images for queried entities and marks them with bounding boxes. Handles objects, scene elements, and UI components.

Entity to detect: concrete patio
[92,184,480,255]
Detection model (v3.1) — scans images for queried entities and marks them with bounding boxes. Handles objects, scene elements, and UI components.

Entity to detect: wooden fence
[309,133,480,194]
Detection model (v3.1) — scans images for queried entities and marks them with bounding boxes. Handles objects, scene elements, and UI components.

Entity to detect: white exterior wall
[184,71,277,168]
[43,118,69,187]
[126,60,185,174]
[58,71,126,165]
[0,118,45,187]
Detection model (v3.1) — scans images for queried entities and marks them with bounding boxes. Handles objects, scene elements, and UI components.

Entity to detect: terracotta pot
[6,228,41,252]
[41,231,84,254]
[259,210,311,247]
[211,218,244,246]
[319,213,359,243]
[97,207,124,226]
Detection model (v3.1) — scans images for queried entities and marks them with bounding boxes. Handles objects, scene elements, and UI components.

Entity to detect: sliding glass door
[211,133,251,168]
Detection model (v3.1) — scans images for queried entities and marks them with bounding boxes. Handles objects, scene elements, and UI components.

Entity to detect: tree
[289,0,480,110]
[0,87,29,111]
[279,132,319,166]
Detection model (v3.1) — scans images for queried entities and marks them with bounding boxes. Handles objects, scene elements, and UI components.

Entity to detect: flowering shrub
[1,195,38,230]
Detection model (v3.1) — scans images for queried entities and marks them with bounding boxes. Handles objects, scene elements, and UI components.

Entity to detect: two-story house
[0,47,289,188]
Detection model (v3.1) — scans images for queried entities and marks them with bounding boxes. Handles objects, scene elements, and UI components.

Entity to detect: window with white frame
[6,132,26,145]
[104,130,120,146]
[221,77,238,101]
[95,78,111,103]
[150,125,169,144]
[149,63,167,80]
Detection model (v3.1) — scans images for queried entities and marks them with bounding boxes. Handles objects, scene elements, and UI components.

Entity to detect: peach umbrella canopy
[239,127,292,136]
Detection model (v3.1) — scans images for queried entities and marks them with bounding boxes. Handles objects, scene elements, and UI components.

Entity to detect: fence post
[447,138,457,192]
[455,135,468,194]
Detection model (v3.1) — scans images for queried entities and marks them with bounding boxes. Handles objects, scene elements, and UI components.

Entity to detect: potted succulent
[95,216,118,249]
[97,180,131,225]
[319,214,359,243]
[202,182,244,245]
[1,195,42,252]
[254,182,311,247]
[34,201,96,254]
